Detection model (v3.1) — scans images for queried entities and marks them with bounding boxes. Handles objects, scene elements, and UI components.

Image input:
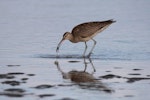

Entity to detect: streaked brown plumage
[56,19,116,57]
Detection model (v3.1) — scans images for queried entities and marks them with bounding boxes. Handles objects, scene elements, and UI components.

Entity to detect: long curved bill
[56,38,64,53]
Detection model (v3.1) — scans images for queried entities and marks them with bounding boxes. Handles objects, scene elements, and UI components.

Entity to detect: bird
[56,19,116,57]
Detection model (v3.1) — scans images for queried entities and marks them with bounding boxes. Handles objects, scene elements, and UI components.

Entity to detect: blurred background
[0,0,150,60]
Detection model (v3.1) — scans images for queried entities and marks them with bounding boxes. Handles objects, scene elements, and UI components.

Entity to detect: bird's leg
[87,39,97,57]
[83,42,88,58]
[88,57,96,72]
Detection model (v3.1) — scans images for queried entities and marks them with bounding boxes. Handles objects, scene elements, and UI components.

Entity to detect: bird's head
[56,32,71,52]
[63,32,72,40]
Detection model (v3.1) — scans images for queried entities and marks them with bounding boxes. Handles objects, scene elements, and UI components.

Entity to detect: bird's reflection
[54,58,114,93]
[83,57,96,72]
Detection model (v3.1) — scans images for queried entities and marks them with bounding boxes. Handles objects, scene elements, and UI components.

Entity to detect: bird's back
[71,19,115,39]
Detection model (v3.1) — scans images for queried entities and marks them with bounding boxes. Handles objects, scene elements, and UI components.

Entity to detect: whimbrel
[56,19,116,57]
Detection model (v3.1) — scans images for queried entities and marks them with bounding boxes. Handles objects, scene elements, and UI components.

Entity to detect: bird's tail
[109,19,116,23]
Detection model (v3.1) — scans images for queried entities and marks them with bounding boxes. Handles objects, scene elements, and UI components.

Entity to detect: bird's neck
[69,34,78,43]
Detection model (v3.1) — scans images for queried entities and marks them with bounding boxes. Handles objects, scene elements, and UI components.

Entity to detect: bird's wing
[71,20,115,38]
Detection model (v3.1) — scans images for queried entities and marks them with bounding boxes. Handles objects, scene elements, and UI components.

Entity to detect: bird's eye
[63,33,67,37]
[63,33,68,38]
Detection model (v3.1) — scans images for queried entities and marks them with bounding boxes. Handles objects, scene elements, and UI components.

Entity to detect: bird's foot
[82,55,87,58]
[82,52,93,58]
[87,52,93,58]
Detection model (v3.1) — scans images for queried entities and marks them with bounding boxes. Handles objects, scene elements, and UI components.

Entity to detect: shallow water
[0,0,150,100]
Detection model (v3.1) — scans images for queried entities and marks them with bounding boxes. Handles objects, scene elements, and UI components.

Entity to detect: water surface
[0,0,150,100]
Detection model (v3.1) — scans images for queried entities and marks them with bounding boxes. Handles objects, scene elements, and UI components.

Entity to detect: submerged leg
[87,39,97,57]
[83,42,88,57]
